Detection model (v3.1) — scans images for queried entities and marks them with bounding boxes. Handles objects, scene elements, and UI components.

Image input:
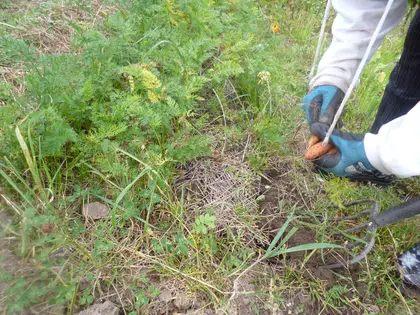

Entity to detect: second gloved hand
[310,123,376,177]
[302,85,344,125]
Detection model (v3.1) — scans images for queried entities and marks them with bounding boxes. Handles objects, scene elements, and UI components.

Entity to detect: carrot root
[307,135,320,148]
[304,142,335,160]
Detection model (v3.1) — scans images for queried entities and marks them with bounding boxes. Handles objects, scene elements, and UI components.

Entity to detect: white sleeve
[365,103,420,178]
[310,0,407,92]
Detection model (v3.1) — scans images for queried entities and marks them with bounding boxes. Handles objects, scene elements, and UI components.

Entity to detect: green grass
[1,0,420,314]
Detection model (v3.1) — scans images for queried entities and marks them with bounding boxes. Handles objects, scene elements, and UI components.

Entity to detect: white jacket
[311,0,420,178]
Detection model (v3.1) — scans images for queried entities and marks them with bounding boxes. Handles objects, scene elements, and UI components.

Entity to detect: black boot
[398,243,420,294]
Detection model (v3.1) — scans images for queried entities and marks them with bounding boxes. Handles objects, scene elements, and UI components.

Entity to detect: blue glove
[302,85,344,125]
[310,123,377,177]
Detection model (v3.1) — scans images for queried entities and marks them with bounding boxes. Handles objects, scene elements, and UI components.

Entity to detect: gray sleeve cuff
[309,75,349,94]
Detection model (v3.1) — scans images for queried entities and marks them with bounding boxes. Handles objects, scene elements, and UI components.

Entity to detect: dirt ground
[0,134,342,315]
[257,168,332,315]
[0,159,380,315]
[0,122,372,315]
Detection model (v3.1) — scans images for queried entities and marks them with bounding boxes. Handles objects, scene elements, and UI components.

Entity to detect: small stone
[256,195,265,202]
[174,293,194,311]
[240,297,250,306]
[83,202,110,220]
[159,289,173,302]
[367,305,380,314]
[75,301,119,315]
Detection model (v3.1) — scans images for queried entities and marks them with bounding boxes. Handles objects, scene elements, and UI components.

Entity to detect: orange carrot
[307,135,320,148]
[304,142,335,160]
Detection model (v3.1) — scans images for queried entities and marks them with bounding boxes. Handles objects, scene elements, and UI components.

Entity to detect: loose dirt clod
[41,223,54,234]
[82,202,110,220]
[75,301,119,315]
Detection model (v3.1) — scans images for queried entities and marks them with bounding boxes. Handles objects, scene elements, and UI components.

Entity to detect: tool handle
[373,197,420,227]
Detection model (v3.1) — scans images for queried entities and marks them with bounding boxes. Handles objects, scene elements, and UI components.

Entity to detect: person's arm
[310,0,407,93]
[365,103,420,178]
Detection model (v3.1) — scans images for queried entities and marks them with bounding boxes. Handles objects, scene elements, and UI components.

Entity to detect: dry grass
[0,0,118,101]
[176,155,265,246]
[4,1,117,54]
[0,64,26,103]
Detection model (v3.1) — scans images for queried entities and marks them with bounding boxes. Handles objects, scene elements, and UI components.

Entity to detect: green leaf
[0,168,32,206]
[193,214,216,235]
[83,79,93,101]
[111,166,152,227]
[276,226,298,248]
[266,243,344,258]
[265,208,295,256]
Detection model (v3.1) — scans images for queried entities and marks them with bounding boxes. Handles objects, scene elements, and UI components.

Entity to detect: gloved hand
[310,123,376,177]
[302,85,344,125]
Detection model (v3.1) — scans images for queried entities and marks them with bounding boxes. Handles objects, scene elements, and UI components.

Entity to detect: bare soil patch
[176,155,265,247]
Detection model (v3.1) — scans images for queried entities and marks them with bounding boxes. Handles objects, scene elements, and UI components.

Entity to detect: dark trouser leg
[370,8,420,134]
[399,243,420,287]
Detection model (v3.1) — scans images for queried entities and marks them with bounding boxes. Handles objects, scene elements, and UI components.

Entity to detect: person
[301,1,420,288]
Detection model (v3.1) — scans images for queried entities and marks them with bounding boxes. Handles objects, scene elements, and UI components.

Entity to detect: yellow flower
[258,71,271,84]
[271,24,280,33]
